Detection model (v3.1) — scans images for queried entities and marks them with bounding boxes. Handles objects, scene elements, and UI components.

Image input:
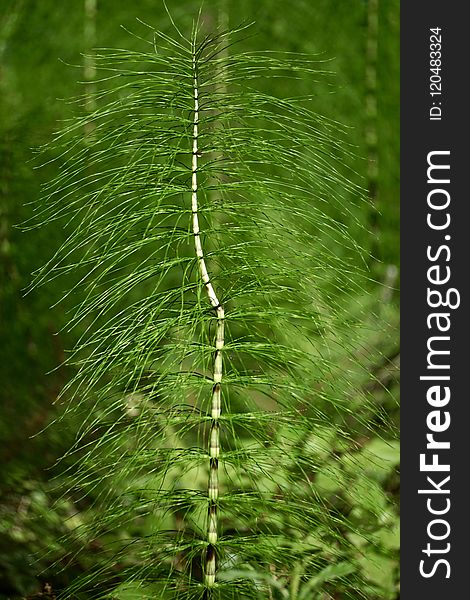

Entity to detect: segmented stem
[191,46,224,590]
[83,0,97,139]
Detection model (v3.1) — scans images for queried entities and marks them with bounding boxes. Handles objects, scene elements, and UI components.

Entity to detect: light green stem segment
[83,0,97,139]
[365,0,379,196]
[191,45,224,589]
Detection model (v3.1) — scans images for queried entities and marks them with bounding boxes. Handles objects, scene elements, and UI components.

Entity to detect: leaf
[298,561,356,599]
[342,438,399,481]
[107,582,164,599]
[357,550,397,598]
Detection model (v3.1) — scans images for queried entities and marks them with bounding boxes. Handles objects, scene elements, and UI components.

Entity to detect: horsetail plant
[30,13,382,600]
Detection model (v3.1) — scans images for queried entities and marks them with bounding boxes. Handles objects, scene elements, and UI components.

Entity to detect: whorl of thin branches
[29,15,374,600]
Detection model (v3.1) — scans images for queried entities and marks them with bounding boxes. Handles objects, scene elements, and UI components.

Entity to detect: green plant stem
[191,40,224,590]
[365,0,379,219]
[84,0,97,139]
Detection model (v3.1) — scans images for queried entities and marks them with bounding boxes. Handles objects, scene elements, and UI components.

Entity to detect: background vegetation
[0,1,399,598]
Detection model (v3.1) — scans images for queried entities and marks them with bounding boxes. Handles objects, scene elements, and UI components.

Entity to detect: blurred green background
[0,1,399,598]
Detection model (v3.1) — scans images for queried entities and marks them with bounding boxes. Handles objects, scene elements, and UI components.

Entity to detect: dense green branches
[23,14,399,600]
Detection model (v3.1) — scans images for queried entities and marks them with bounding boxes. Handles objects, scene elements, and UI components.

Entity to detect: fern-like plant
[31,12,386,600]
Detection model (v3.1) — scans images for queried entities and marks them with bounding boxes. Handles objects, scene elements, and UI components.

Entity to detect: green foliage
[25,14,399,600]
[1,2,399,598]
